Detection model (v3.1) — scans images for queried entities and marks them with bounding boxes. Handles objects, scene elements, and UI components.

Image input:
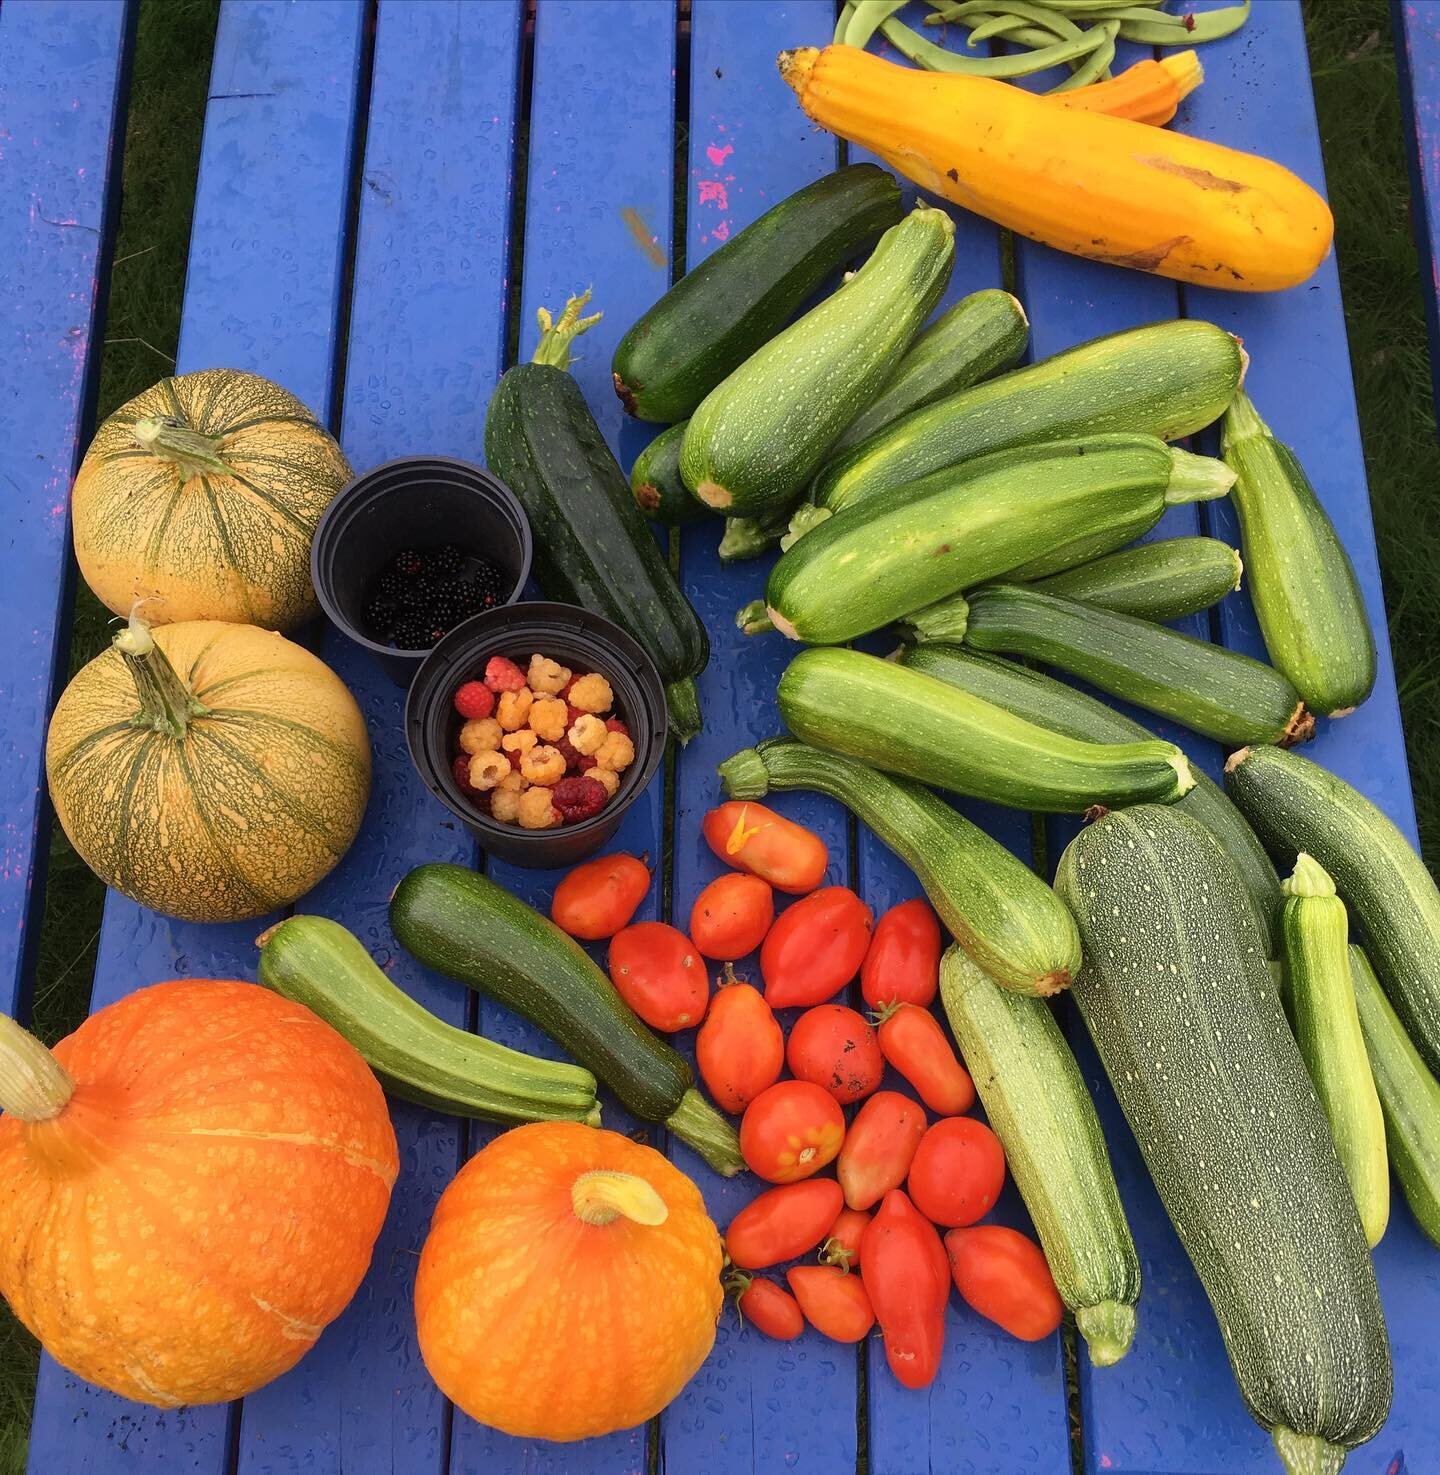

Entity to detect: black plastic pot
[407,601,667,868]
[311,455,532,685]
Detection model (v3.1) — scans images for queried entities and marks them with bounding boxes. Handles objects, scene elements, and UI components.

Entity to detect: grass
[0,0,1434,1470]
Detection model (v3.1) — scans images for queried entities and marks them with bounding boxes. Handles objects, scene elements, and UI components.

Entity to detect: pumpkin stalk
[531,291,602,370]
[114,612,210,739]
[571,1170,668,1228]
[0,1014,74,1122]
[132,416,232,482]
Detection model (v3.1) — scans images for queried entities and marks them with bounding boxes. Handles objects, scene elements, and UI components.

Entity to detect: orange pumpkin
[0,981,398,1407]
[415,1122,722,1440]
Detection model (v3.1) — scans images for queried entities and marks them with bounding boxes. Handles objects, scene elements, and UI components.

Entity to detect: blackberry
[470,559,507,610]
[389,617,431,650]
[364,595,401,633]
[429,544,464,576]
[394,549,424,577]
[374,570,407,600]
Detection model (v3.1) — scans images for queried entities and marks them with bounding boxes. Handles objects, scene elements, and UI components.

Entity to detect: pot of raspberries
[405,601,667,868]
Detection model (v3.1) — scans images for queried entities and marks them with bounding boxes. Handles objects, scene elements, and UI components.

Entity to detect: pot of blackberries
[407,601,667,868]
[311,455,532,685]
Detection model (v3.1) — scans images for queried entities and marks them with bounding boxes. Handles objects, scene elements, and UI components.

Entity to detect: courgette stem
[1163,445,1236,504]
[901,592,969,644]
[1075,1302,1137,1370]
[0,1014,73,1122]
[530,290,601,370]
[719,516,782,563]
[666,1088,746,1176]
[735,600,774,637]
[664,678,703,745]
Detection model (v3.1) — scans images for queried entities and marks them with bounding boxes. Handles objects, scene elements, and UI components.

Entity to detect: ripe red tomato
[787,1265,875,1343]
[689,872,774,961]
[607,922,708,1032]
[696,975,783,1113]
[944,1225,1063,1342]
[864,1189,950,1390]
[820,1206,872,1272]
[786,1004,883,1104]
[731,1273,804,1341]
[725,1178,843,1268]
[761,887,873,1008]
[740,1080,846,1183]
[876,1003,975,1115]
[550,852,651,940]
[908,1116,1006,1228]
[702,801,829,894]
[861,898,941,1009]
[837,1090,928,1210]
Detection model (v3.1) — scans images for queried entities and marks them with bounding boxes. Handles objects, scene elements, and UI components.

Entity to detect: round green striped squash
[45,617,371,923]
[71,369,352,631]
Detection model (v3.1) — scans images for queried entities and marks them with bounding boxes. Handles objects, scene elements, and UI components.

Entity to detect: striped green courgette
[1281,856,1389,1246]
[717,738,1081,996]
[1226,744,1440,1080]
[630,421,704,526]
[939,948,1139,1364]
[963,584,1312,748]
[813,318,1245,512]
[896,644,1282,952]
[777,647,1194,813]
[1024,536,1242,623]
[1057,807,1392,1475]
[681,202,954,517]
[1221,391,1375,717]
[1351,944,1440,1249]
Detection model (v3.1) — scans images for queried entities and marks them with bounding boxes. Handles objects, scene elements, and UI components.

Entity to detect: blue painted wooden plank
[662,7,864,1473]
[26,5,368,1472]
[1394,0,1440,416]
[231,5,524,1474]
[0,0,130,1023]
[446,4,673,1468]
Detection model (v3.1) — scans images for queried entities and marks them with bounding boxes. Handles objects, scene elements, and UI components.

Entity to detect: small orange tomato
[725,1179,844,1268]
[786,1004,883,1104]
[820,1206,872,1272]
[689,872,775,961]
[908,1116,1006,1228]
[730,1273,805,1341]
[696,974,783,1113]
[607,922,708,1032]
[876,1003,975,1116]
[837,1090,927,1210]
[786,1265,875,1343]
[860,898,942,1009]
[945,1225,1063,1342]
[550,852,651,939]
[702,801,830,894]
[740,1080,846,1183]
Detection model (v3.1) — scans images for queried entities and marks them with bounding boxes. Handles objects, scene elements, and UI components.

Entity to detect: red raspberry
[566,704,587,728]
[453,681,495,721]
[552,776,607,824]
[484,655,527,693]
[604,718,629,737]
[452,754,489,811]
[554,735,583,770]
[577,754,598,772]
[559,671,587,701]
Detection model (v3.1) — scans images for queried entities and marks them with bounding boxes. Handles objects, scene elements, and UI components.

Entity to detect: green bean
[840,0,911,47]
[1116,1,1249,45]
[834,1,854,44]
[880,13,1108,75]
[965,14,1041,44]
[1050,19,1118,89]
[926,0,1084,37]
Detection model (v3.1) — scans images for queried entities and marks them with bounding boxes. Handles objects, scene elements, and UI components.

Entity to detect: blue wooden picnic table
[6,0,1440,1471]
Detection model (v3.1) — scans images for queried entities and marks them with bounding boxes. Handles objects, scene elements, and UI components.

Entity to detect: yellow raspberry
[501,729,538,757]
[568,714,607,755]
[529,696,568,742]
[459,717,503,755]
[594,731,636,773]
[490,786,523,823]
[497,770,528,793]
[567,672,614,714]
[589,766,620,798]
[518,786,559,829]
[496,687,534,731]
[467,750,511,791]
[520,744,567,786]
[526,653,572,695]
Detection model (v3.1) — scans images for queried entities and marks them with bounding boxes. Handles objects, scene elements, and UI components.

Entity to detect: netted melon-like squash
[71,369,352,631]
[45,614,371,923]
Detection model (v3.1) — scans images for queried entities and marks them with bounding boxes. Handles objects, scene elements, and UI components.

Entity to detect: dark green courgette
[612,164,903,422]
[630,422,704,526]
[896,644,1282,952]
[484,297,709,740]
[1221,390,1376,717]
[963,584,1312,748]
[1024,536,1242,623]
[390,863,743,1175]
[1057,807,1392,1475]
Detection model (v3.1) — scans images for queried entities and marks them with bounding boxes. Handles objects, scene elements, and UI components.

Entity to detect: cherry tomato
[689,872,774,961]
[703,801,829,894]
[820,1206,872,1272]
[861,898,942,1009]
[696,973,783,1113]
[944,1225,1063,1343]
[864,1189,950,1390]
[761,887,873,1008]
[786,1004,884,1104]
[607,922,708,1032]
[550,852,651,940]
[740,1080,846,1183]
[908,1116,1006,1228]
[725,1179,844,1268]
[787,1265,875,1343]
[876,1003,975,1115]
[729,1273,805,1340]
[837,1090,927,1210]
